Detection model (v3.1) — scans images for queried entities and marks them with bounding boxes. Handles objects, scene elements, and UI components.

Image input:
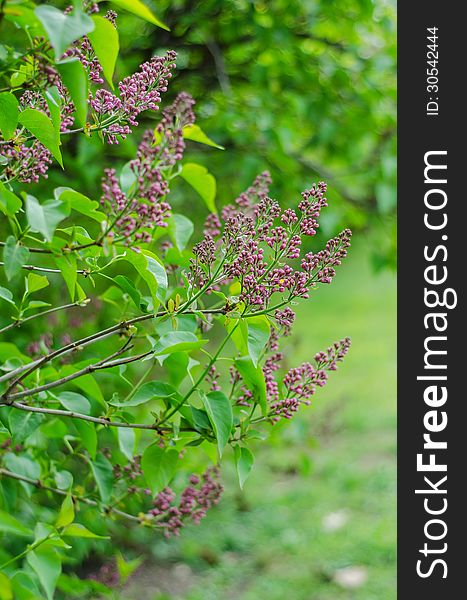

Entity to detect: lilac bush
[0,2,352,596]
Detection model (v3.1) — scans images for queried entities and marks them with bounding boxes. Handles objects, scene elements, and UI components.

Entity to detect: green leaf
[247,315,270,367]
[152,331,207,356]
[18,109,63,167]
[0,573,12,600]
[45,86,61,139]
[88,15,119,88]
[0,286,15,305]
[2,236,29,281]
[90,453,113,503]
[9,410,44,443]
[74,420,97,459]
[56,59,88,128]
[180,163,217,213]
[124,249,167,307]
[141,445,178,495]
[167,214,194,251]
[26,273,49,296]
[0,181,22,217]
[27,547,61,600]
[57,391,90,415]
[25,195,69,242]
[234,356,268,416]
[35,5,94,58]
[54,254,77,301]
[109,0,169,30]
[182,124,224,150]
[0,509,32,537]
[114,275,142,310]
[110,381,178,407]
[3,454,40,497]
[0,92,19,140]
[117,427,135,461]
[200,390,233,456]
[61,523,108,539]
[234,446,254,489]
[56,493,74,528]
[58,188,105,222]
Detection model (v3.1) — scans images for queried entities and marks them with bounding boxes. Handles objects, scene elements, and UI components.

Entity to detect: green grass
[121,237,397,600]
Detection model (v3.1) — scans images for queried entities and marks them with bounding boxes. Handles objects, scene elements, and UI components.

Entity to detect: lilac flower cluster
[146,467,223,537]
[100,92,195,245]
[90,51,177,144]
[191,175,351,312]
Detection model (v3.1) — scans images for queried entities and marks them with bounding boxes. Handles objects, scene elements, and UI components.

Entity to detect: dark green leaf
[0,92,19,140]
[234,446,254,489]
[18,109,63,167]
[141,445,178,495]
[200,390,233,456]
[9,411,44,443]
[54,254,77,301]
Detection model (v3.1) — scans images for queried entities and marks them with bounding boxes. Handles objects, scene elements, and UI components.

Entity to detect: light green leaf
[109,0,169,30]
[27,547,61,600]
[153,331,207,356]
[114,275,142,310]
[0,509,32,537]
[57,391,90,415]
[18,109,63,167]
[0,181,22,217]
[35,5,94,58]
[167,214,194,251]
[117,427,135,461]
[0,286,15,305]
[90,453,113,503]
[180,163,217,213]
[0,92,19,140]
[25,195,69,242]
[61,523,108,539]
[182,124,224,149]
[56,59,88,127]
[4,453,40,498]
[200,390,233,456]
[45,86,61,139]
[234,446,254,489]
[2,236,29,281]
[110,381,178,407]
[56,493,74,528]
[88,15,119,87]
[141,445,178,495]
[234,356,268,416]
[0,572,12,600]
[26,273,49,296]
